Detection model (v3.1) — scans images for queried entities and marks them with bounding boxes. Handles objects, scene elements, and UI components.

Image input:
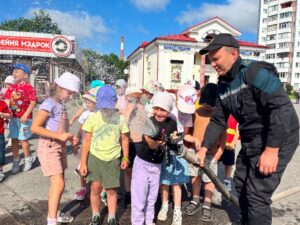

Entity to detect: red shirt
[226,115,238,144]
[5,82,37,119]
[0,100,12,134]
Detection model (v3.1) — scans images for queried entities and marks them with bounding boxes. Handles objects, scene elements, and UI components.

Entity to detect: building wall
[128,50,144,88]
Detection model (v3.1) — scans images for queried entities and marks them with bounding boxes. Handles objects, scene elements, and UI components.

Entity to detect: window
[267,44,276,49]
[266,54,275,59]
[263,18,267,23]
[297,52,300,57]
[296,63,300,68]
[281,2,292,9]
[268,24,277,31]
[280,12,292,19]
[278,42,290,48]
[268,14,278,22]
[295,73,300,79]
[278,32,291,39]
[269,5,278,12]
[267,34,276,41]
[279,22,291,29]
[263,9,268,14]
[277,52,289,58]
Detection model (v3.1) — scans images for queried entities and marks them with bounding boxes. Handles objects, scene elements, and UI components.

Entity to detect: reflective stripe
[227,128,236,135]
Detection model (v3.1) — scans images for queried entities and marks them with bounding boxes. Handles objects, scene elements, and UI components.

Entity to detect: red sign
[0,36,52,52]
[0,35,73,57]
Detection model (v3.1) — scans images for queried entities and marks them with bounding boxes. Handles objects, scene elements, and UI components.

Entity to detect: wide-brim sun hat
[54,72,81,93]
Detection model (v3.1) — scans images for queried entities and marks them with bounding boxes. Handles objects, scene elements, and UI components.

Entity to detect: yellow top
[82,111,129,161]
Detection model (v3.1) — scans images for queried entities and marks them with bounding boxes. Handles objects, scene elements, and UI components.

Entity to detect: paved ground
[0,102,300,225]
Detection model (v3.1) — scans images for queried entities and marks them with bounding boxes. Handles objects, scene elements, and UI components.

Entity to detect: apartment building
[258,0,300,89]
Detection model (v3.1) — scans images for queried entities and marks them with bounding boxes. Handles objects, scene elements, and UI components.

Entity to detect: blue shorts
[8,118,32,141]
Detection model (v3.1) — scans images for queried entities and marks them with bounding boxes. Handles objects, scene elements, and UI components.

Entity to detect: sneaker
[200,206,213,222]
[108,218,119,225]
[75,188,86,200]
[11,159,20,174]
[157,205,168,221]
[57,212,74,223]
[223,178,232,192]
[171,210,182,225]
[23,155,36,172]
[184,200,201,216]
[0,171,5,182]
[89,215,100,225]
[101,190,107,206]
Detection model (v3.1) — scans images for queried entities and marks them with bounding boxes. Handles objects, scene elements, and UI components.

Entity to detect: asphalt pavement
[0,102,300,225]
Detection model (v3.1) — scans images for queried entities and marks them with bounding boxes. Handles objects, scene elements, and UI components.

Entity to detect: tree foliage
[83,49,129,85]
[0,9,61,34]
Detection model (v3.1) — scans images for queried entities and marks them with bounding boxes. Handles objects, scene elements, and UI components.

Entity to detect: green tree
[0,9,61,34]
[83,49,129,85]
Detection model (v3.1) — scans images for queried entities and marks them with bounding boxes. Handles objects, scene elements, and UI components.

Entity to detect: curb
[272,186,300,202]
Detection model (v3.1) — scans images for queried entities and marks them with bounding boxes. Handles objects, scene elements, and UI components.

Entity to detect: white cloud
[176,0,259,33]
[26,8,110,39]
[130,0,170,11]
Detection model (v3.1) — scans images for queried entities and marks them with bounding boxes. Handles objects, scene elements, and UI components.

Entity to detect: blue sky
[0,0,259,57]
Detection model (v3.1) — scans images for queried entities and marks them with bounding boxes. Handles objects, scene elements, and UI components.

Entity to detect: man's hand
[256,147,279,176]
[226,143,235,151]
[196,147,208,167]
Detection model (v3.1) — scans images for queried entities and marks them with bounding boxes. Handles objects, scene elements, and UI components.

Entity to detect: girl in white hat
[31,72,81,225]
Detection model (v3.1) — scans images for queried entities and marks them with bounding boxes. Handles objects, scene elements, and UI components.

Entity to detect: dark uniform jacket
[202,57,299,150]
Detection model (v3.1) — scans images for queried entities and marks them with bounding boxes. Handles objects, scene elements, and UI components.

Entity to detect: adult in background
[197,33,299,225]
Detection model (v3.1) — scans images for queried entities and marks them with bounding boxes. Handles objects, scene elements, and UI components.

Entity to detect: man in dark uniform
[197,33,299,225]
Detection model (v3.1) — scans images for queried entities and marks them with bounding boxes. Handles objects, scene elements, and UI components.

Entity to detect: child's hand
[73,137,80,146]
[72,145,78,156]
[58,132,73,142]
[194,138,201,150]
[120,160,129,170]
[20,115,28,123]
[80,164,88,177]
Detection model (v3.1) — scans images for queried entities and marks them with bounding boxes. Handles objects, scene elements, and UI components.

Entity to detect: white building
[258,0,300,88]
[128,17,268,90]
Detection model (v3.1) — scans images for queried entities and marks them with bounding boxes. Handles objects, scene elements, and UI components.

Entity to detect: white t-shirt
[78,110,93,125]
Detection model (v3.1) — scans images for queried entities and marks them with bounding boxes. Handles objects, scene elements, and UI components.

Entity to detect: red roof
[181,16,241,34]
[156,34,197,42]
[140,42,149,48]
[238,40,268,49]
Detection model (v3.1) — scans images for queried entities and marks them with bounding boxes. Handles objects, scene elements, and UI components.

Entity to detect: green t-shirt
[82,110,129,161]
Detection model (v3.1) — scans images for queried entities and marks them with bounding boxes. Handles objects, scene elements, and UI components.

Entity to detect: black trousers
[233,131,298,225]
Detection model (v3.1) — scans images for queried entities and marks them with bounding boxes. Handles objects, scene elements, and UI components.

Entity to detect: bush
[285,84,293,95]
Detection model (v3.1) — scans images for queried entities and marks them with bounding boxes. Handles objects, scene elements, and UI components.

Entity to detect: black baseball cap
[199,33,239,55]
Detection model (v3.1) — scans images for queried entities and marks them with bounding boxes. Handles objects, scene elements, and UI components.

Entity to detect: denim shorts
[0,135,5,166]
[8,118,32,140]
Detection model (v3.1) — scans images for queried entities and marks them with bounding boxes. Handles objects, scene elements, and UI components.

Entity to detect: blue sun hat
[96,85,117,109]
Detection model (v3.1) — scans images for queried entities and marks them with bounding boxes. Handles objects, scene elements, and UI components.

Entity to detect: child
[131,91,177,225]
[115,79,128,115]
[31,72,80,225]
[5,64,37,173]
[0,99,12,182]
[69,80,105,126]
[184,83,226,222]
[1,75,15,98]
[219,115,239,191]
[122,87,143,208]
[157,85,200,225]
[80,85,129,225]
[74,88,98,201]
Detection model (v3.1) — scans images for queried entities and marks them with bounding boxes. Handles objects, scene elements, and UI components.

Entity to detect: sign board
[0,31,74,58]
